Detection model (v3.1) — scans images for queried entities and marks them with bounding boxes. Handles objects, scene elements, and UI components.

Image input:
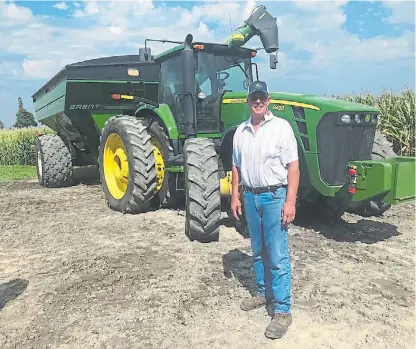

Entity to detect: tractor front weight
[349,156,415,206]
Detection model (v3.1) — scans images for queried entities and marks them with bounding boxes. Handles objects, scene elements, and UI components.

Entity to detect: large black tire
[184,138,221,242]
[98,116,157,213]
[347,131,396,217]
[35,134,73,188]
[372,130,396,160]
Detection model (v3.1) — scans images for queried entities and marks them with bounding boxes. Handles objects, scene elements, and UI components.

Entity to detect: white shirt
[232,110,299,188]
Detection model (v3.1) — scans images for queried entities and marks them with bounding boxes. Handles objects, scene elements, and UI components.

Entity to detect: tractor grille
[316,112,376,185]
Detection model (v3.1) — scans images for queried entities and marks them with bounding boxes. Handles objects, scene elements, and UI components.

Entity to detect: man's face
[248,91,270,116]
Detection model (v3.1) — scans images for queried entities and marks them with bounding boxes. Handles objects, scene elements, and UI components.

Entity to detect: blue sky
[0,0,415,128]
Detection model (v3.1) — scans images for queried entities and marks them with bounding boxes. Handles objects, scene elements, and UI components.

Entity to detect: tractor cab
[154,40,256,136]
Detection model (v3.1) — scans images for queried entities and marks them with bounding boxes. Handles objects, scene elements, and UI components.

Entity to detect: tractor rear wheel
[35,134,73,188]
[184,138,221,242]
[99,116,157,213]
[347,131,396,217]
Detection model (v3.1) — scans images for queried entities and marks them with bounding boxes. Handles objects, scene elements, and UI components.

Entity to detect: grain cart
[32,5,415,242]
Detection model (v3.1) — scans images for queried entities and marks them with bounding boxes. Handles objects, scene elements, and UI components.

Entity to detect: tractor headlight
[341,114,351,123]
[354,114,362,123]
[371,114,378,124]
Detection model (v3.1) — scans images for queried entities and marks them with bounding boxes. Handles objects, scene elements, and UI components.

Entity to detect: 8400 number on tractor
[32,5,415,242]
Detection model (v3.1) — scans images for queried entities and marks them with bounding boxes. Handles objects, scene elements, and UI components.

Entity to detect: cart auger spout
[225,4,279,67]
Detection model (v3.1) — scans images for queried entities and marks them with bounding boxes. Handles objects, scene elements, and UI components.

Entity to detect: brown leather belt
[243,184,286,194]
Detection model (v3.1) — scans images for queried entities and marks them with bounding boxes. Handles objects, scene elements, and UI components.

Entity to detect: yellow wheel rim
[103,133,129,200]
[151,137,165,192]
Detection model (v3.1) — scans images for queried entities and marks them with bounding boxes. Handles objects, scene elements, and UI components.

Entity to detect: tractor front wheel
[99,116,157,213]
[147,120,183,208]
[184,138,221,242]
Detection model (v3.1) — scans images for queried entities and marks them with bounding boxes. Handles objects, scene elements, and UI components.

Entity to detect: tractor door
[195,54,222,134]
[158,53,188,134]
[195,51,252,134]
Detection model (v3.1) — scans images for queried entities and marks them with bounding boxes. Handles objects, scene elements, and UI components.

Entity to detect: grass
[0,165,37,184]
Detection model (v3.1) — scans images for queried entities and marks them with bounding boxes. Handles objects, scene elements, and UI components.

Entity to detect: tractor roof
[154,42,257,62]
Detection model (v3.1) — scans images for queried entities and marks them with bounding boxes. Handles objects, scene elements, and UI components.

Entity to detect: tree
[13,97,37,128]
[0,120,4,129]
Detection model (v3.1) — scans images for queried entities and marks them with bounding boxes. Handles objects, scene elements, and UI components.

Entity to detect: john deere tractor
[32,5,415,242]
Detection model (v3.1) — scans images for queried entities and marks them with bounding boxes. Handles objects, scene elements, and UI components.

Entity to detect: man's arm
[281,123,300,226]
[231,130,242,220]
[286,160,299,206]
[231,165,242,220]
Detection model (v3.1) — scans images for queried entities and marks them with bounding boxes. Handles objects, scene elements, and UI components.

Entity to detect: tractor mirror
[270,54,278,69]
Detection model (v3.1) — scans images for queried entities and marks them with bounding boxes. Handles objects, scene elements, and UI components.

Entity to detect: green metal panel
[304,154,340,196]
[153,104,179,139]
[349,157,416,204]
[392,157,415,203]
[349,161,393,202]
[33,80,67,121]
[135,104,180,139]
[383,157,416,204]
[91,113,115,130]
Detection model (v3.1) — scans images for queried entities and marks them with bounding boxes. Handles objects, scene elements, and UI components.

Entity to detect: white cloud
[0,1,34,27]
[53,2,68,11]
[0,0,414,86]
[382,1,415,24]
[72,0,99,17]
[266,0,415,73]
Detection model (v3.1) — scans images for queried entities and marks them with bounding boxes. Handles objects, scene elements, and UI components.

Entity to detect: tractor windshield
[195,52,252,97]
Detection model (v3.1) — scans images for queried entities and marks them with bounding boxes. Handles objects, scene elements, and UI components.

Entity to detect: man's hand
[231,196,242,220]
[281,200,296,226]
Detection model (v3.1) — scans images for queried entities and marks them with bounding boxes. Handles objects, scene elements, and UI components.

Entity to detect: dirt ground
[0,176,415,349]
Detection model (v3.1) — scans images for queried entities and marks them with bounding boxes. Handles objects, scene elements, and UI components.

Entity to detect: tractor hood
[268,92,379,113]
[221,91,379,113]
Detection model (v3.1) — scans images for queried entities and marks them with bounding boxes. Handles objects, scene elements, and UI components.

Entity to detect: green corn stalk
[335,88,415,156]
[0,127,54,166]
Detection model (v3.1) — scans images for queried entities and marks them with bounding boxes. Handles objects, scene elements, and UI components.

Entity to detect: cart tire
[35,134,73,188]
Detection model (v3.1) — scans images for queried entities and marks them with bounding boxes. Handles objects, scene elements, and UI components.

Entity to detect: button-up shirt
[232,110,299,188]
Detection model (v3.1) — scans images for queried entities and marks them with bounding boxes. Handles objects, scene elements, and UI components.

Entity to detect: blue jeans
[243,187,292,314]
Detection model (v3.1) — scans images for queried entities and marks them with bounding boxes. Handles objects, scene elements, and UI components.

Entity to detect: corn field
[334,88,415,156]
[0,127,54,166]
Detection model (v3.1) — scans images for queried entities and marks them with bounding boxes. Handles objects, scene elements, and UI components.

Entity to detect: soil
[0,177,415,349]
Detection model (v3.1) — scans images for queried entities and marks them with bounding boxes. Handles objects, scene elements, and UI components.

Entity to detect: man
[231,80,300,340]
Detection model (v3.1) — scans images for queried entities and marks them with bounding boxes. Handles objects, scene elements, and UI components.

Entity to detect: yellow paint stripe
[270,99,320,110]
[120,94,134,100]
[232,33,244,40]
[222,98,320,110]
[222,98,247,104]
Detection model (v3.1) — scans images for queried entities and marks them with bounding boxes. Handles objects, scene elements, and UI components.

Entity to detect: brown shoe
[240,295,267,311]
[264,313,292,339]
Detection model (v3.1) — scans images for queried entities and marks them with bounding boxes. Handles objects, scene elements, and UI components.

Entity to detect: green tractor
[32,5,415,242]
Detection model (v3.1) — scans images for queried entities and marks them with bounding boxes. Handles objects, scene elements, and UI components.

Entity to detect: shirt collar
[243,110,274,130]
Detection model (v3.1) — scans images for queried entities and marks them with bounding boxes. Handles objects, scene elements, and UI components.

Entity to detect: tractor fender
[219,128,237,172]
[135,104,179,141]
